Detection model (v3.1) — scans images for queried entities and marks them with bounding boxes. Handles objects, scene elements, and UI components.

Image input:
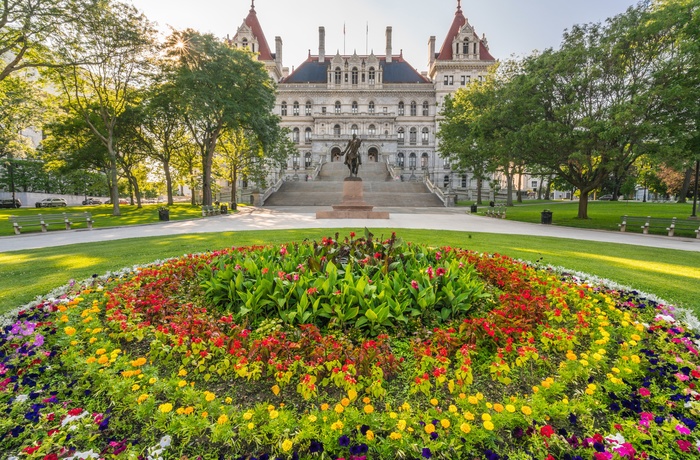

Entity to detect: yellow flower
[331,420,344,431]
[178,369,187,376]
[366,430,375,441]
[532,386,539,394]
[424,423,436,434]
[631,334,641,341]
[269,410,279,419]
[149,377,157,384]
[348,388,358,400]
[341,397,350,407]
[97,356,109,365]
[308,414,317,422]
[137,394,149,404]
[320,403,329,411]
[362,404,373,414]
[60,314,69,323]
[585,384,597,395]
[440,419,450,429]
[176,407,185,415]
[460,422,472,434]
[131,357,147,367]
[566,350,577,361]
[131,384,140,391]
[397,419,407,431]
[89,337,97,344]
[178,380,187,388]
[204,391,216,402]
[401,402,411,411]
[86,357,96,364]
[631,355,641,364]
[243,411,253,420]
[483,420,494,430]
[362,396,371,404]
[183,406,194,415]
[458,392,466,399]
[64,326,76,336]
[225,397,232,404]
[468,396,479,405]
[281,439,293,452]
[493,403,504,413]
[430,398,439,406]
[217,414,229,425]
[247,422,254,429]
[334,404,344,414]
[272,385,280,396]
[389,431,402,440]
[521,406,532,416]
[448,404,458,413]
[201,411,208,418]
[481,413,491,421]
[159,403,173,413]
[476,392,484,400]
[96,348,106,355]
[389,411,398,419]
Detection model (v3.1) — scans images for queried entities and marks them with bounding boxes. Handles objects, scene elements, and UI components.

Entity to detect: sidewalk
[1,206,698,253]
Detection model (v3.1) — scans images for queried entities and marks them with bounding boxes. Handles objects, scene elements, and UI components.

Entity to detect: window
[241,38,248,49]
[368,124,376,135]
[474,43,477,54]
[421,153,429,169]
[281,101,287,116]
[305,101,312,116]
[409,152,417,168]
[351,67,358,85]
[292,128,300,143]
[305,152,312,168]
[443,175,450,187]
[531,180,538,189]
[397,127,404,145]
[421,128,429,145]
[398,101,405,116]
[351,124,358,135]
[410,101,417,116]
[368,67,376,84]
[461,75,470,86]
[335,101,341,114]
[293,101,299,116]
[305,127,312,143]
[334,67,342,84]
[368,101,375,114]
[321,106,327,114]
[422,101,429,116]
[351,101,358,114]
[462,174,467,188]
[409,127,417,145]
[383,107,387,113]
[333,124,341,136]
[292,153,299,168]
[397,152,405,168]
[463,39,468,55]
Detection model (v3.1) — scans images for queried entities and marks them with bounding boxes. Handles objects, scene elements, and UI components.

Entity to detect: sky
[128,0,636,73]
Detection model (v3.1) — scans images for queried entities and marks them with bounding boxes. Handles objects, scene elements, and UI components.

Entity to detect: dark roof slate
[283,57,430,84]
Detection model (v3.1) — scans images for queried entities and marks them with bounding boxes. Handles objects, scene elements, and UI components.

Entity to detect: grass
[1,228,698,319]
[0,202,214,236]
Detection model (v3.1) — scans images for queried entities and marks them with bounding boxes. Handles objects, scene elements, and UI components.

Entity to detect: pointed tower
[230,1,285,81]
[429,0,495,106]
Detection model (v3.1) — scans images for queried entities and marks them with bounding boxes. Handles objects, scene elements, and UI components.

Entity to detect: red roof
[436,2,494,62]
[241,3,273,61]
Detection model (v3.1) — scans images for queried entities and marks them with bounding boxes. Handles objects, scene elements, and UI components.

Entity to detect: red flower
[68,408,83,416]
[349,231,356,238]
[540,425,555,438]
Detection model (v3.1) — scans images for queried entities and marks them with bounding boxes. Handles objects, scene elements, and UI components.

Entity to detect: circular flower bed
[2,231,700,460]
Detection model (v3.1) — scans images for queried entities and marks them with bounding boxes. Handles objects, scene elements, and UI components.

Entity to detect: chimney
[385,26,392,63]
[428,36,435,67]
[319,26,326,62]
[275,36,283,66]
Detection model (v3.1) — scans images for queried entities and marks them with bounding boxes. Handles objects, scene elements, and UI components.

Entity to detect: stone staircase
[264,162,444,207]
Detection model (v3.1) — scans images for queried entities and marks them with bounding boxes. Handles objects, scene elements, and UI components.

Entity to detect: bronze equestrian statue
[343,134,362,178]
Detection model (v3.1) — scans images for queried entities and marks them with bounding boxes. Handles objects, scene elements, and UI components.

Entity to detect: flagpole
[343,22,346,55]
[366,22,368,54]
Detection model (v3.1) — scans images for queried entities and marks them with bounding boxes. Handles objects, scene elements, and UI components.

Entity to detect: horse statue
[343,134,362,178]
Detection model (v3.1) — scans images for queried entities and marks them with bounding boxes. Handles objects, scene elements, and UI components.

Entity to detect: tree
[0,74,45,160]
[164,30,279,206]
[51,0,155,216]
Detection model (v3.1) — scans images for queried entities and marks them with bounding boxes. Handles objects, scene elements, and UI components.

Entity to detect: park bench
[618,215,700,237]
[9,212,94,235]
[201,205,221,217]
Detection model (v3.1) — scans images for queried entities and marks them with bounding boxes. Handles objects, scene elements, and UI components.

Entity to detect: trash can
[220,204,227,214]
[489,201,495,207]
[158,209,170,222]
[470,204,478,213]
[230,202,237,211]
[541,210,553,224]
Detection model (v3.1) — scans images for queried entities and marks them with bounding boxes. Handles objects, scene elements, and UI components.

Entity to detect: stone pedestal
[316,178,390,219]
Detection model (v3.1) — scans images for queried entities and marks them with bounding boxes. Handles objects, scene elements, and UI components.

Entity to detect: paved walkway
[1,206,699,253]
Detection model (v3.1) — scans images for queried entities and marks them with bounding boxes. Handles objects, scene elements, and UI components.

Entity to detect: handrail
[424,175,447,206]
[309,158,325,181]
[261,177,284,205]
[385,158,401,181]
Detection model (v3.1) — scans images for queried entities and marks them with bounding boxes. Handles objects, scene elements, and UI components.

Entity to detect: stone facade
[231,0,497,201]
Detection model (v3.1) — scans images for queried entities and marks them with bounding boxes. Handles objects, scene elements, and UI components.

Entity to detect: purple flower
[421,447,432,458]
[430,432,438,440]
[309,440,323,453]
[338,435,350,447]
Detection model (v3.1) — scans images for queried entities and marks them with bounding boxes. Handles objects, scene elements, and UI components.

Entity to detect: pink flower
[677,439,692,452]
[436,267,446,276]
[280,247,287,255]
[614,443,636,458]
[676,424,691,435]
[638,387,650,397]
[675,373,690,382]
[411,280,419,289]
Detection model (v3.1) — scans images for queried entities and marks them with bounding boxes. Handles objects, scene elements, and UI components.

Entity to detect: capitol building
[231,0,497,204]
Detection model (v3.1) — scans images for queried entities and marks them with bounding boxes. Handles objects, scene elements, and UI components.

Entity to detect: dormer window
[368,67,376,84]
[351,67,358,85]
[334,67,342,84]
[463,39,468,55]
[242,38,248,49]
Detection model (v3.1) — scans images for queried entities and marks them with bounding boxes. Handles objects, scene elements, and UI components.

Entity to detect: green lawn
[1,228,698,319]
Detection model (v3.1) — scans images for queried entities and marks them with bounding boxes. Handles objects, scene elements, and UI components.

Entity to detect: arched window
[397,127,405,145]
[351,124,358,135]
[421,153,429,169]
[463,39,469,55]
[292,153,300,168]
[351,67,358,85]
[461,174,468,188]
[335,101,341,114]
[351,101,358,114]
[409,152,417,168]
[368,101,375,114]
[409,127,417,145]
[280,102,287,116]
[305,152,312,168]
[368,124,376,135]
[305,127,312,143]
[368,67,376,84]
[422,101,429,116]
[422,127,429,145]
[293,101,300,116]
[292,128,300,143]
[410,101,417,116]
[398,101,405,116]
[334,67,342,84]
[305,101,312,116]
[397,152,405,168]
[241,38,248,49]
[333,124,341,136]
[444,175,450,187]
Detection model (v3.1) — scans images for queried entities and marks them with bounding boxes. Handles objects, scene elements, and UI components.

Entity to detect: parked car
[35,198,68,208]
[0,198,21,208]
[597,194,614,200]
[82,198,102,205]
[104,198,128,205]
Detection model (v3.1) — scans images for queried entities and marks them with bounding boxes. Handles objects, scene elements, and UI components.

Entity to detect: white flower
[61,410,88,426]
[14,394,28,403]
[66,450,99,460]
[605,432,625,445]
[159,435,172,448]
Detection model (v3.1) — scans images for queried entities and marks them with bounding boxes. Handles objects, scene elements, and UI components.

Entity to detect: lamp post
[691,159,699,219]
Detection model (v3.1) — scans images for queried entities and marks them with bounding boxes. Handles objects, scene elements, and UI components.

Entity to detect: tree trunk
[163,160,174,206]
[476,177,483,205]
[107,142,121,216]
[130,174,142,208]
[505,169,514,206]
[678,167,693,203]
[578,190,590,219]
[231,165,238,211]
[516,171,523,204]
[201,132,220,206]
